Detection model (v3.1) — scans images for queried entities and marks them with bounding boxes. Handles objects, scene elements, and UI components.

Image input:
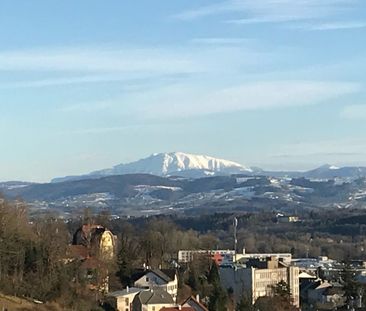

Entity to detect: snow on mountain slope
[93,152,251,176]
[52,152,252,182]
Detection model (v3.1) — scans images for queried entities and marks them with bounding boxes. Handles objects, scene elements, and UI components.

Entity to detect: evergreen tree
[207,262,228,311]
[236,295,253,311]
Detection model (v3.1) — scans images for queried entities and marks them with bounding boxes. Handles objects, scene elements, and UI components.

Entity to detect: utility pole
[233,217,238,264]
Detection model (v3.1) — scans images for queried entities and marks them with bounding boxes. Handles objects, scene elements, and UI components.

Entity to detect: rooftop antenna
[233,217,238,264]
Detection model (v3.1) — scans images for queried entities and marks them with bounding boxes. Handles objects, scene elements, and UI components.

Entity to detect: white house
[133,269,178,302]
[132,288,175,311]
[107,287,144,311]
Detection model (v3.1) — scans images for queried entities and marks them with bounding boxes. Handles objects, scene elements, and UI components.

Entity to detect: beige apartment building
[220,257,300,307]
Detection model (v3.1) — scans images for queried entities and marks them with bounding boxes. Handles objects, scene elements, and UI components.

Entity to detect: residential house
[72,224,116,260]
[132,288,175,311]
[67,224,117,293]
[106,287,144,311]
[181,295,208,311]
[307,281,345,309]
[133,269,178,302]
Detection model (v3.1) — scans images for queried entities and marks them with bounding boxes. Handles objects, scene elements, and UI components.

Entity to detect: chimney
[196,294,200,302]
[126,286,129,293]
[178,305,182,310]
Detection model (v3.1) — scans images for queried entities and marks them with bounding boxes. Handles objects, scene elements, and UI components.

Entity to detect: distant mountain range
[3,169,366,218]
[52,152,254,183]
[2,152,366,217]
[302,164,366,179]
[51,151,366,183]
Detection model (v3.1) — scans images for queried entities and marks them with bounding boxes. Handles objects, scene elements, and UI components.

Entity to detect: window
[146,277,149,282]
[125,298,129,304]
[152,307,156,311]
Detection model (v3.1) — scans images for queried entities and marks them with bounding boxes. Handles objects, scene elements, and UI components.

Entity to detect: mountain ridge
[52,152,253,183]
[46,151,366,183]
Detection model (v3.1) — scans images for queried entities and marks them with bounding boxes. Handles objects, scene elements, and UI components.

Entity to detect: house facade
[134,269,178,301]
[132,288,175,311]
[107,287,144,311]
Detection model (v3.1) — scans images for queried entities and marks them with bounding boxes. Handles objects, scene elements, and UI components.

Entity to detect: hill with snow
[303,164,366,179]
[52,152,252,183]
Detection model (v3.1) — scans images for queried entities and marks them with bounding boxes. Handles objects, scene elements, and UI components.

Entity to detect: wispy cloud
[0,73,164,91]
[0,45,270,89]
[67,125,138,135]
[175,0,361,25]
[130,80,360,119]
[294,21,366,31]
[60,101,117,113]
[191,37,251,45]
[0,47,198,74]
[0,74,153,89]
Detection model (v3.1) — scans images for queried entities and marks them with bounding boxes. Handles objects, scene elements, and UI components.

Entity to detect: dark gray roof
[138,289,174,305]
[107,287,143,297]
[151,269,175,283]
[132,268,176,284]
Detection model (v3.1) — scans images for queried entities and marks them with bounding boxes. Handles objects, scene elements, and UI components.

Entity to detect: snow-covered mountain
[52,152,253,183]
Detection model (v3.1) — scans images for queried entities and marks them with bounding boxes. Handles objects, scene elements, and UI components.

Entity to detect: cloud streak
[0,47,199,74]
[294,21,366,31]
[0,45,271,89]
[129,80,360,119]
[191,37,251,45]
[175,0,363,28]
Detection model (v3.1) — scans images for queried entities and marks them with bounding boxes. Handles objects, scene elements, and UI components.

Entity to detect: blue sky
[1,0,366,182]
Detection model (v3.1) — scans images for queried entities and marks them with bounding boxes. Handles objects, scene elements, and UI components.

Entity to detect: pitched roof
[181,296,209,311]
[151,269,175,282]
[132,268,176,283]
[137,289,174,305]
[299,271,317,279]
[107,287,143,297]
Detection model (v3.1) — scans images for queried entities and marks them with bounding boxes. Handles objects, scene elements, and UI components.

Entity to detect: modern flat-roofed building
[236,252,292,265]
[178,249,292,266]
[178,249,236,266]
